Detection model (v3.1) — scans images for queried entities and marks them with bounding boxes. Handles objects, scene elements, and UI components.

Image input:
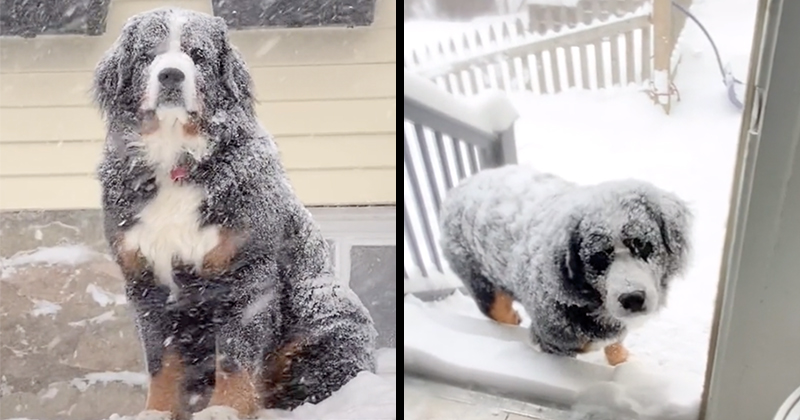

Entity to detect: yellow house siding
[0,0,396,211]
[0,64,396,107]
[0,100,396,142]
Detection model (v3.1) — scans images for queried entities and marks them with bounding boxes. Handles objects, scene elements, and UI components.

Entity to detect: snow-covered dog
[93,8,376,419]
[440,165,691,365]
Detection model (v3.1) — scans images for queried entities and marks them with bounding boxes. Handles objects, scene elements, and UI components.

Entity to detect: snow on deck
[404,0,758,417]
[405,292,700,419]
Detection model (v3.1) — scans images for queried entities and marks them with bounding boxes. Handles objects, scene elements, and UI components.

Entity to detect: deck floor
[403,376,574,420]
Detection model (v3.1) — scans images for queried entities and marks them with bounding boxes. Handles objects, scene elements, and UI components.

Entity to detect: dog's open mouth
[138,108,201,135]
[156,86,185,108]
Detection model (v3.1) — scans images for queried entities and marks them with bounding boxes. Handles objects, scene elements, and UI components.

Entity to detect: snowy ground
[0,246,395,420]
[404,0,757,418]
[104,349,396,420]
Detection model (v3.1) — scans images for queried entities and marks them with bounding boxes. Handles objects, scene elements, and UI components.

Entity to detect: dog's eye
[189,48,206,64]
[588,248,613,272]
[625,238,654,261]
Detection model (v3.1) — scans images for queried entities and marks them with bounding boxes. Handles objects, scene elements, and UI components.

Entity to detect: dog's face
[92,7,254,129]
[559,181,691,324]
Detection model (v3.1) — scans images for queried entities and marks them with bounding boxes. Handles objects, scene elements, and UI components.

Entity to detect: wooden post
[651,0,673,114]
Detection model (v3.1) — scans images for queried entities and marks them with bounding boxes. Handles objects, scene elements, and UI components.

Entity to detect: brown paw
[488,291,522,325]
[604,342,630,366]
[208,368,259,417]
[144,350,183,415]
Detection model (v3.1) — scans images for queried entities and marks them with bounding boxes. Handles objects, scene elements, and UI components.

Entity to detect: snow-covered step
[404,294,613,407]
[404,293,702,420]
[404,375,575,420]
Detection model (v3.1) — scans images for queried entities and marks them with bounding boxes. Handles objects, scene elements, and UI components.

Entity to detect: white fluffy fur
[604,241,660,321]
[122,18,213,299]
[122,180,220,297]
[144,13,199,112]
[137,107,208,173]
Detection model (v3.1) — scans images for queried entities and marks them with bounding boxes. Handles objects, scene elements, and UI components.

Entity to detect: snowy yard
[404,0,758,418]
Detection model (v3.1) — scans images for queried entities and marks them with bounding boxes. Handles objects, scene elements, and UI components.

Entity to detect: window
[312,206,396,347]
[0,0,111,37]
[211,0,377,29]
[0,0,378,38]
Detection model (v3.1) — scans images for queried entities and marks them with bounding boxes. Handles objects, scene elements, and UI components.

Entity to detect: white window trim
[701,0,800,418]
[309,206,396,285]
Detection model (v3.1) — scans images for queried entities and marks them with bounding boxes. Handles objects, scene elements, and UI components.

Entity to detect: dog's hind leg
[457,263,521,325]
[262,331,375,410]
[487,289,522,325]
[443,247,521,325]
[197,299,276,418]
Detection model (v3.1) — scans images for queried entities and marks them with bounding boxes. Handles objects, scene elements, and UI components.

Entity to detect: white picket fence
[405,6,652,97]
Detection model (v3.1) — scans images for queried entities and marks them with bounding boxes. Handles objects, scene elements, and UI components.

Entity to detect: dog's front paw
[604,342,630,366]
[135,410,173,420]
[192,405,241,420]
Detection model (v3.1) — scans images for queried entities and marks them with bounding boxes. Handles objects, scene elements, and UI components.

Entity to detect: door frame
[701,0,800,418]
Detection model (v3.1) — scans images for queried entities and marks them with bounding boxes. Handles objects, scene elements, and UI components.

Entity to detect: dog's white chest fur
[123,108,217,295]
[124,182,219,290]
[140,107,206,168]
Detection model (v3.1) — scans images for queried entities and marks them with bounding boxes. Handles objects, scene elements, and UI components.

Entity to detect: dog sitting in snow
[440,165,691,366]
[92,8,376,420]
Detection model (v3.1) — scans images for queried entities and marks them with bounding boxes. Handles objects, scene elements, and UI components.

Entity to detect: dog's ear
[214,17,255,110]
[92,22,137,116]
[558,219,601,304]
[563,222,584,284]
[644,191,692,276]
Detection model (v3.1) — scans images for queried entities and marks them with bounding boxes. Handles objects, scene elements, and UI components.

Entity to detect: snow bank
[259,372,396,419]
[102,371,395,420]
[404,70,519,135]
[404,292,702,419]
[570,361,700,420]
[376,347,396,374]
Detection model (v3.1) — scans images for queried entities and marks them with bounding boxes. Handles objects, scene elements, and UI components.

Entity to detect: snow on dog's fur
[93,7,376,420]
[439,165,691,365]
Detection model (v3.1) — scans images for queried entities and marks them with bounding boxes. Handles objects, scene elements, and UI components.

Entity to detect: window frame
[700,0,800,418]
[309,206,396,285]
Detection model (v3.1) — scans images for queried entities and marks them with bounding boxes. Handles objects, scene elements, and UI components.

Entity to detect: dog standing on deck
[93,8,376,420]
[439,165,691,365]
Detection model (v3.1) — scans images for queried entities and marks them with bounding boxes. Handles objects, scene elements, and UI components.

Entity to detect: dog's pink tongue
[170,166,188,182]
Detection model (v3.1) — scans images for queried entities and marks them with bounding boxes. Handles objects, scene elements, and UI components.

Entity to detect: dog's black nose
[618,291,646,312]
[158,67,185,87]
